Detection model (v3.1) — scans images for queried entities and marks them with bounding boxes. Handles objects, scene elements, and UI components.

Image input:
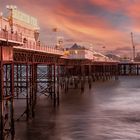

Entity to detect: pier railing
[0,30,22,43]
[93,56,113,62]
[14,43,64,55]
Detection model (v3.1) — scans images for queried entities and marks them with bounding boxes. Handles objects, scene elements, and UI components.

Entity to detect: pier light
[58,37,64,49]
[34,30,40,42]
[64,50,69,56]
[6,5,17,9]
[75,50,78,54]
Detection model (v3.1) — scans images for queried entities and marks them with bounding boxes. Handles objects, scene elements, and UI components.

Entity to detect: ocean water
[14,76,140,140]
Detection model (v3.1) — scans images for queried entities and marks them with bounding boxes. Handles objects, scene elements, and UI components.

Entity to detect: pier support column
[105,65,107,81]
[94,65,98,81]
[65,66,69,93]
[97,66,100,81]
[19,64,23,93]
[59,65,65,91]
[102,64,105,81]
[123,65,126,75]
[0,62,15,140]
[129,64,132,75]
[56,65,60,106]
[91,65,95,82]
[109,65,112,80]
[29,63,37,118]
[25,63,29,120]
[53,64,57,107]
[115,64,119,80]
[88,65,92,89]
[137,64,139,75]
[34,64,38,106]
[16,64,19,98]
[10,62,15,140]
[81,65,85,92]
[107,65,110,80]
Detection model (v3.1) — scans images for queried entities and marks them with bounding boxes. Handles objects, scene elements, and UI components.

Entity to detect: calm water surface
[15,76,140,140]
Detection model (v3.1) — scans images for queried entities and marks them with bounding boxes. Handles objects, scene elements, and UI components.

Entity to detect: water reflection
[15,76,140,140]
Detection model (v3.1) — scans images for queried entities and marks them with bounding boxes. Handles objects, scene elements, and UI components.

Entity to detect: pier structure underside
[119,63,140,75]
[0,45,118,140]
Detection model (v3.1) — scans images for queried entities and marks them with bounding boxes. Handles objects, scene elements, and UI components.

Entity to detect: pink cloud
[89,0,128,12]
[1,0,139,54]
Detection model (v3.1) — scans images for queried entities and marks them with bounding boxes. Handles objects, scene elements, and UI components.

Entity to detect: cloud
[115,46,132,51]
[1,0,140,54]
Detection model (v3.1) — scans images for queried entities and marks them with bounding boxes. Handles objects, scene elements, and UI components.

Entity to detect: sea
[14,76,140,140]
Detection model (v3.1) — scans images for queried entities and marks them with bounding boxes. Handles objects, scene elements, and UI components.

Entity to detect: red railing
[0,30,63,55]
[0,30,22,43]
[14,43,64,55]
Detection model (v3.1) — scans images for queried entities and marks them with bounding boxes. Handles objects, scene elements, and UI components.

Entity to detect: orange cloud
[89,0,129,12]
[1,0,138,54]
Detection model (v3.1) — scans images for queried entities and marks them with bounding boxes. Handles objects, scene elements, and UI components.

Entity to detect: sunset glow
[1,0,140,56]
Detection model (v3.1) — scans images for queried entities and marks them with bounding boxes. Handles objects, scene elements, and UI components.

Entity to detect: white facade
[68,49,93,60]
[66,47,115,62]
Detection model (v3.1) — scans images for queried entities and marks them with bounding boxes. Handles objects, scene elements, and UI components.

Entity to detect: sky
[1,0,140,57]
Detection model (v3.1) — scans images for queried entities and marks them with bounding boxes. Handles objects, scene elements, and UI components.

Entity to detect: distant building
[134,52,140,62]
[65,44,115,62]
[66,43,93,60]
[106,53,121,61]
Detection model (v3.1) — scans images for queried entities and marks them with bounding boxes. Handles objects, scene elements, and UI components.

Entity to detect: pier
[0,6,131,140]
[119,62,140,75]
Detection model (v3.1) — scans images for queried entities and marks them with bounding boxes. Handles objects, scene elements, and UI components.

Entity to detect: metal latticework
[37,64,59,106]
[0,63,15,140]
[13,63,38,121]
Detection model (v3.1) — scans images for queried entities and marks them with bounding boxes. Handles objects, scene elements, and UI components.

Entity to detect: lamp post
[34,30,40,46]
[57,36,64,49]
[6,5,17,33]
[0,12,3,31]
[131,32,135,61]
[52,27,58,48]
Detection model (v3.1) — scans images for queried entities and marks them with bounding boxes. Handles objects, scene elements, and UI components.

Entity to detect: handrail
[0,30,63,55]
[15,43,64,55]
[0,30,22,43]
